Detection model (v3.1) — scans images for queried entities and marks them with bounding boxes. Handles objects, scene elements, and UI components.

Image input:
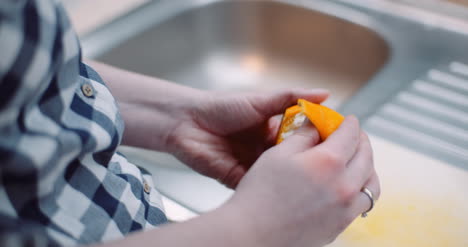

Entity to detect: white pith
[280,112,306,140]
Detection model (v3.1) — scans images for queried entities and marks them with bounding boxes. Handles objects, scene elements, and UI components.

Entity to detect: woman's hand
[165,88,329,188]
[100,116,379,247]
[90,60,336,190]
[225,116,380,247]
[91,61,380,247]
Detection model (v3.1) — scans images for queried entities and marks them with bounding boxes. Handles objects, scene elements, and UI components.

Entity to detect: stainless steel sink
[93,1,388,108]
[82,0,468,216]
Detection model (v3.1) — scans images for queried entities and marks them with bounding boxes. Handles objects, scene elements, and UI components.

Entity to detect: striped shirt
[0,0,167,246]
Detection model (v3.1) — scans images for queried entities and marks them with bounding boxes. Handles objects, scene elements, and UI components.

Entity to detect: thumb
[277,119,320,155]
[249,88,330,118]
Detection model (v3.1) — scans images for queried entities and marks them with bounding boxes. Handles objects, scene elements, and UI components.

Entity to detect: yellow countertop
[330,135,468,247]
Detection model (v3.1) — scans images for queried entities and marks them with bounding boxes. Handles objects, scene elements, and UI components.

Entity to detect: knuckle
[291,132,321,147]
[276,90,296,109]
[335,184,358,205]
[314,160,341,175]
[320,150,340,164]
[220,166,244,189]
[316,150,344,170]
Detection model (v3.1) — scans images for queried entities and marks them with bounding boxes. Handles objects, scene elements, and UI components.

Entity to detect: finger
[248,88,329,117]
[264,115,283,146]
[366,170,381,201]
[276,119,321,155]
[348,173,380,219]
[342,132,374,189]
[219,164,247,189]
[311,116,361,164]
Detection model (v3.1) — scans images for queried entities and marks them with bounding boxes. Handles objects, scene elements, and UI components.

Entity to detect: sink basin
[96,0,389,108]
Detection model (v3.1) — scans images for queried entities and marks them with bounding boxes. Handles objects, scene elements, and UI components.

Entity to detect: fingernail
[346,115,360,124]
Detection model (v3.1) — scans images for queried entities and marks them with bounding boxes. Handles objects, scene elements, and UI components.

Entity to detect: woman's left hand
[166,88,329,188]
[90,61,328,188]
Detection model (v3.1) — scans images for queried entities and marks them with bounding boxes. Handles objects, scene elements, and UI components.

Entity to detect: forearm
[98,204,257,247]
[86,60,205,152]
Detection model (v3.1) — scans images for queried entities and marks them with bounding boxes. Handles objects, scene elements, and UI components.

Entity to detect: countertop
[331,135,468,246]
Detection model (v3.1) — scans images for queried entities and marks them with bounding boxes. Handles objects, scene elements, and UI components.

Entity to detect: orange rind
[276,99,345,144]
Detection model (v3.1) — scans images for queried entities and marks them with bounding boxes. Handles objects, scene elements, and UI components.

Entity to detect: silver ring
[361,187,374,218]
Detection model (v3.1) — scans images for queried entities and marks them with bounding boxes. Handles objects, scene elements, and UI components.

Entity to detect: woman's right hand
[227,116,380,247]
[99,116,380,247]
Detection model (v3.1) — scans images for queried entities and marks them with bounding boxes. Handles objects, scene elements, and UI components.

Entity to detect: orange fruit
[276,99,345,144]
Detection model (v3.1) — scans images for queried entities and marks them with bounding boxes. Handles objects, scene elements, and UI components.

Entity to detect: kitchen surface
[65,0,468,246]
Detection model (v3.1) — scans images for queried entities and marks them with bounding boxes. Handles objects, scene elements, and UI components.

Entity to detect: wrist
[209,200,263,247]
[119,83,206,152]
[92,63,207,151]
[104,199,264,247]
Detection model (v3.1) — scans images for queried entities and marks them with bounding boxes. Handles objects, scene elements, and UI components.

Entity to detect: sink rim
[81,0,390,60]
[94,0,390,108]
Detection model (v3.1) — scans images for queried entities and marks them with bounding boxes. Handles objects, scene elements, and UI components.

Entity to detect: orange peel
[276,99,345,144]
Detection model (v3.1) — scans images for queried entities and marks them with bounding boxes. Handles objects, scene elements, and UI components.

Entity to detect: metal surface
[93,1,389,108]
[365,61,468,169]
[81,0,468,216]
[337,0,468,36]
[360,187,375,218]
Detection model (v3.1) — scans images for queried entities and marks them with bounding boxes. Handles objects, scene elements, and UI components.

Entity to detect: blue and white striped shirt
[0,0,167,246]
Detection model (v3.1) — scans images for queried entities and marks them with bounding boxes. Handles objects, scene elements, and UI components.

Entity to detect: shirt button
[81,83,94,97]
[143,180,151,194]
